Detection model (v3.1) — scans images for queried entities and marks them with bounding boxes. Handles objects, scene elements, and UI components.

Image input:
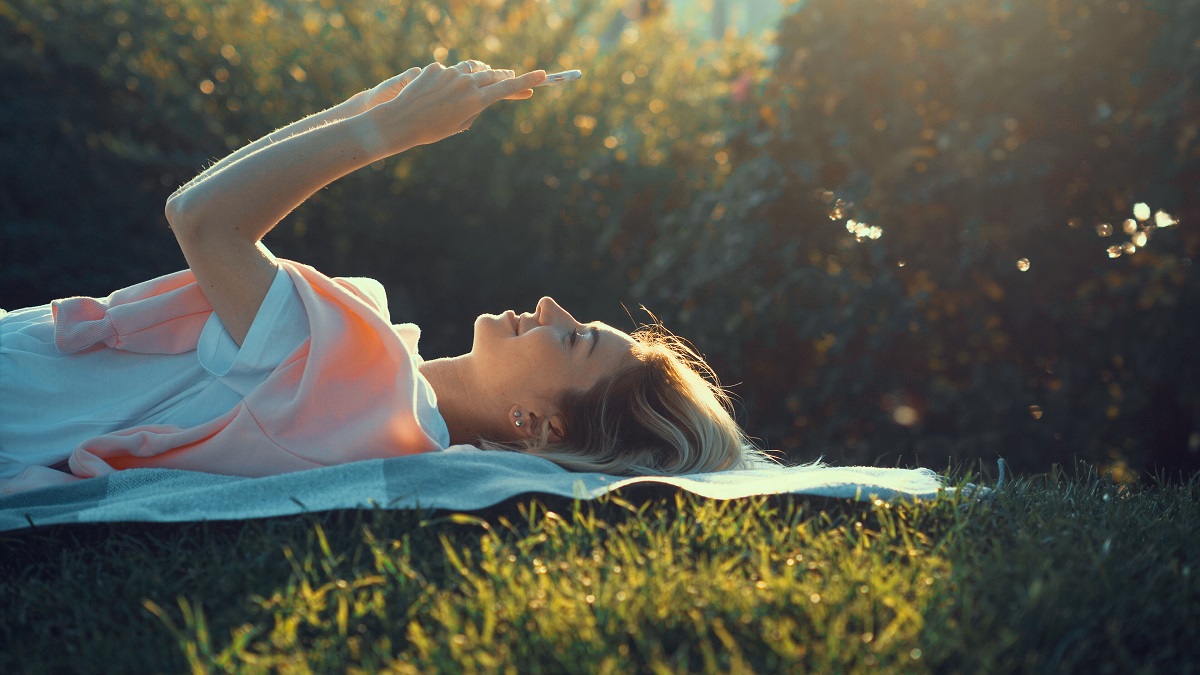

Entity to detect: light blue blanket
[0,446,979,531]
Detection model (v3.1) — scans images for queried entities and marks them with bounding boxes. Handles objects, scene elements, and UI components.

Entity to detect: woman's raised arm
[164,61,546,345]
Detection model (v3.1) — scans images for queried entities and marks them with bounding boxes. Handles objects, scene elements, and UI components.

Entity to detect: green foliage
[613,0,1200,476]
[2,467,1199,672]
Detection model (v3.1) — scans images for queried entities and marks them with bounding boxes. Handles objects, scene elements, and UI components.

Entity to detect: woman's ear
[528,412,566,442]
[546,414,565,442]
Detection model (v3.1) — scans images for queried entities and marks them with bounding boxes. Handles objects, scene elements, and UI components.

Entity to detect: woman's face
[471,296,636,431]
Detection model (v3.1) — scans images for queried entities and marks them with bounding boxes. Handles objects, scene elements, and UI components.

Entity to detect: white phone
[535,69,583,87]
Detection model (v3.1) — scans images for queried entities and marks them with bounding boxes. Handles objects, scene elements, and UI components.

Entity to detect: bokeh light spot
[828,199,847,220]
[893,406,919,426]
[1154,210,1177,228]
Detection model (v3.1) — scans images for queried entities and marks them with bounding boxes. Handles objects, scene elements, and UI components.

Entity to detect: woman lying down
[0,60,780,494]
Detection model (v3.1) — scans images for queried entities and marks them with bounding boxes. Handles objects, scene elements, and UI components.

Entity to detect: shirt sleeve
[196,266,310,389]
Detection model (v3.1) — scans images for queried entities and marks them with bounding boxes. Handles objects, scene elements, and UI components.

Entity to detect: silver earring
[513,411,522,418]
[515,420,523,427]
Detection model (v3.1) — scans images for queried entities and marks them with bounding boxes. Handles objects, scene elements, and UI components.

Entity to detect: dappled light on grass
[4,465,1199,672]
[137,490,967,672]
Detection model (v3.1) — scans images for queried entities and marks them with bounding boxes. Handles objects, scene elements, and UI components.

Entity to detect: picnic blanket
[0,446,991,532]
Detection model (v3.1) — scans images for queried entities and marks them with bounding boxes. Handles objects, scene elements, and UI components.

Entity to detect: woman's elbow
[165,191,188,230]
[164,192,204,248]
[164,190,196,237]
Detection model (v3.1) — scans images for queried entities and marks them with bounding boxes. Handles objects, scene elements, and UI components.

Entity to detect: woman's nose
[536,296,575,326]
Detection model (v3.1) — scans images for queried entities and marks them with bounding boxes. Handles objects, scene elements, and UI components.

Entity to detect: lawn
[1,463,1196,673]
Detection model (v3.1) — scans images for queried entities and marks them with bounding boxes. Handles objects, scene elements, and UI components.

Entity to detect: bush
[620,0,1200,477]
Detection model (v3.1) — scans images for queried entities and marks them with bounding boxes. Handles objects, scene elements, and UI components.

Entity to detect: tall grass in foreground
[1,464,1197,673]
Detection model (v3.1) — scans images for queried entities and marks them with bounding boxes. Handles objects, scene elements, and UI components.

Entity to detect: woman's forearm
[165,111,381,246]
[168,97,363,200]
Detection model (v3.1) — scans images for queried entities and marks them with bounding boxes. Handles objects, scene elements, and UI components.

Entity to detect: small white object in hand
[535,70,582,87]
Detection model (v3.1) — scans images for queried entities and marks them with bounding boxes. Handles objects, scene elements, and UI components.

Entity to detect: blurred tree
[619,0,1200,478]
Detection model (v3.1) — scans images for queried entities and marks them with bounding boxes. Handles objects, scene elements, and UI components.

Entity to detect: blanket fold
[0,447,981,531]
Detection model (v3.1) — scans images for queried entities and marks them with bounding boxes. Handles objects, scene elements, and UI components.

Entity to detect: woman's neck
[418,355,495,446]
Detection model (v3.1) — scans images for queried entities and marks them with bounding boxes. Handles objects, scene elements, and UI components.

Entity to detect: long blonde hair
[482,324,784,476]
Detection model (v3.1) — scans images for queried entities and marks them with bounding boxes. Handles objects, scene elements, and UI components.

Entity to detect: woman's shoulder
[274,260,392,323]
[273,261,426,355]
[332,277,390,320]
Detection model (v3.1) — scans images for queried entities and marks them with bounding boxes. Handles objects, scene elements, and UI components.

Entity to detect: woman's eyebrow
[588,327,600,357]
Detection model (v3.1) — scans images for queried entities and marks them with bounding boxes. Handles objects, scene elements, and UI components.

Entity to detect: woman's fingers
[372,67,421,95]
[457,66,542,101]
[399,65,422,86]
[446,63,545,101]
[358,66,424,113]
[481,70,546,103]
[454,59,488,74]
[471,68,513,84]
[473,69,537,101]
[470,68,518,95]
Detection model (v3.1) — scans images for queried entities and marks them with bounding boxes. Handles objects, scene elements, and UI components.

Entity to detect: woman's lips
[511,311,520,335]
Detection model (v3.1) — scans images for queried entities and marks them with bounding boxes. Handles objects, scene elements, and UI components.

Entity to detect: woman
[0,60,778,493]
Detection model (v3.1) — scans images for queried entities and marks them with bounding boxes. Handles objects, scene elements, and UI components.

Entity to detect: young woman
[0,60,778,493]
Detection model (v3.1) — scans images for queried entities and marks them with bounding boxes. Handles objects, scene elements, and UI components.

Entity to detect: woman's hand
[354,60,546,157]
[344,66,423,116]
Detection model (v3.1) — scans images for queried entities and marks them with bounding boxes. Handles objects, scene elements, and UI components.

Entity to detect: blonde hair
[482,324,785,476]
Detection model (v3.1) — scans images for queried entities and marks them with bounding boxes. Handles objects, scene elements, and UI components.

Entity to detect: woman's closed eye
[569,329,581,348]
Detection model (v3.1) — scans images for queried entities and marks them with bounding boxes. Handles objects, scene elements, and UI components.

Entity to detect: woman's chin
[469,313,507,354]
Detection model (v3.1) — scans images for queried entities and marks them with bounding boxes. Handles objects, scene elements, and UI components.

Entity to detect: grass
[1,462,1197,674]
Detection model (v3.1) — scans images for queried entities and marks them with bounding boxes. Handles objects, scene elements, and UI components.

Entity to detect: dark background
[3,0,1197,482]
